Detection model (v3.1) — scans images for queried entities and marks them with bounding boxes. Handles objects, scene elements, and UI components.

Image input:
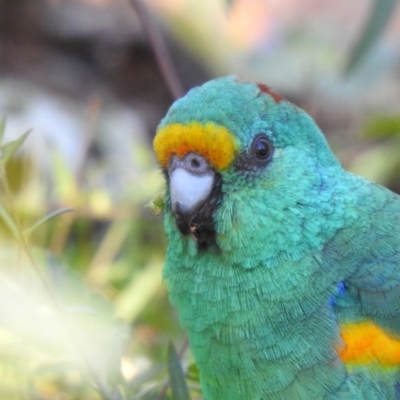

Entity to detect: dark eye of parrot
[252,135,273,163]
[235,133,274,171]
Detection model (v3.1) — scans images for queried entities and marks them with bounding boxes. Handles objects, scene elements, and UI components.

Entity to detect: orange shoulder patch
[340,320,400,367]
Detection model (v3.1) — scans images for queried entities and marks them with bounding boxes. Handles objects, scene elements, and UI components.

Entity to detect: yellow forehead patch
[339,320,400,367]
[153,122,238,170]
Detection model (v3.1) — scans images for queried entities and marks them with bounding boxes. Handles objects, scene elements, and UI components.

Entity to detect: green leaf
[0,204,20,240]
[167,342,191,400]
[186,363,200,383]
[146,193,165,216]
[50,149,78,200]
[24,207,74,237]
[1,131,30,165]
[115,259,162,323]
[344,0,398,75]
[348,137,400,185]
[364,114,400,139]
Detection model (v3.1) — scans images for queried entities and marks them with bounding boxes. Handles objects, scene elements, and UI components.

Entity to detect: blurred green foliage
[0,120,199,399]
[364,114,400,139]
[348,113,400,190]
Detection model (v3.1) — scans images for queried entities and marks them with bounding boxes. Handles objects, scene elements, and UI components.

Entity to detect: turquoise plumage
[153,76,400,399]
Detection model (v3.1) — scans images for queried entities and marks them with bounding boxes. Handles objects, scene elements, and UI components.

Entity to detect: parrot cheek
[168,154,222,249]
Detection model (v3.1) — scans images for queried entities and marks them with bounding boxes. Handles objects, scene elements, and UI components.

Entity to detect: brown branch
[128,0,185,100]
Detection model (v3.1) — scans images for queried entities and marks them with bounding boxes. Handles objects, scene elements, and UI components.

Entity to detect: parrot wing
[328,173,400,367]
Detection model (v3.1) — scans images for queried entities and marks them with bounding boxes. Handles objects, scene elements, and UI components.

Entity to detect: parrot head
[153,76,340,259]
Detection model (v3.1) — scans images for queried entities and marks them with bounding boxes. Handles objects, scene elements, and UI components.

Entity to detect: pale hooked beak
[168,153,215,236]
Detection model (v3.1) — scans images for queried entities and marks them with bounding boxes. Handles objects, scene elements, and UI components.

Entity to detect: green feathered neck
[163,165,360,398]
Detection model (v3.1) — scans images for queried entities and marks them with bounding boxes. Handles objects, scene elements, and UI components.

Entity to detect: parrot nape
[153,76,400,399]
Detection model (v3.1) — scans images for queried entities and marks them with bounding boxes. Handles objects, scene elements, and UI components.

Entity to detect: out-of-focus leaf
[186,363,200,383]
[364,114,400,139]
[0,131,30,165]
[0,204,20,240]
[344,0,398,75]
[114,259,163,323]
[146,193,165,216]
[167,342,190,400]
[349,138,400,185]
[50,149,78,202]
[24,208,75,237]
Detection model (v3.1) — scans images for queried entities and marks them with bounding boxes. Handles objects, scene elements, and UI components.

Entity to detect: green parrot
[153,76,400,399]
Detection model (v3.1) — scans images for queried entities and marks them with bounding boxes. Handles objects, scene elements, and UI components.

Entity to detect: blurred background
[0,0,400,398]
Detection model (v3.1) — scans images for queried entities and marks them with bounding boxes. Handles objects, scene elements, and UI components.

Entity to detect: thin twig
[76,94,102,186]
[128,0,185,100]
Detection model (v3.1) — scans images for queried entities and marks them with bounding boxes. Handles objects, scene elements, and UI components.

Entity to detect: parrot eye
[252,135,273,163]
[235,134,274,171]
